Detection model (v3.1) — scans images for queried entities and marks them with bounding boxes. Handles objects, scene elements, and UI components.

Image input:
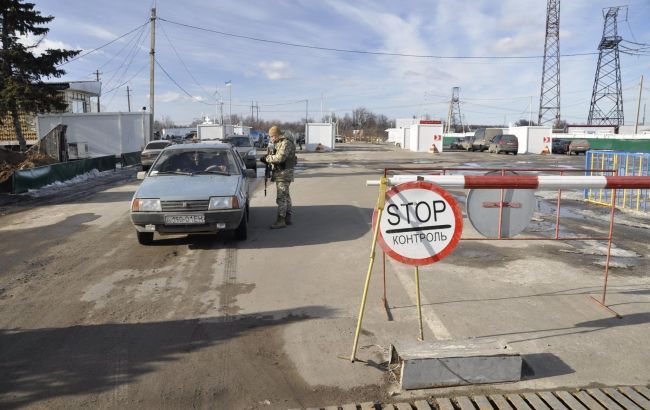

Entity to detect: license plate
[164,215,205,225]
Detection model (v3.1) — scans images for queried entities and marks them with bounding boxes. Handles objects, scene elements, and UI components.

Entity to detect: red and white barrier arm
[366,175,650,190]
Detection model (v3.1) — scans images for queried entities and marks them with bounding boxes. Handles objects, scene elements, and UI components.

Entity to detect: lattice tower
[445,87,464,133]
[538,0,561,127]
[588,7,625,126]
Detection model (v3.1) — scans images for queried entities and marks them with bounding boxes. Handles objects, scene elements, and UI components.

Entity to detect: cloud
[491,31,544,54]
[78,24,117,41]
[258,61,292,80]
[18,34,78,56]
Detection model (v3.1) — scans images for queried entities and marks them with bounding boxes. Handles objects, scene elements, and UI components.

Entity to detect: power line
[57,21,150,66]
[158,20,216,103]
[154,57,213,105]
[158,16,598,60]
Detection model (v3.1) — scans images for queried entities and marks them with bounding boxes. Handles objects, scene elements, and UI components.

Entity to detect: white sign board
[374,181,462,265]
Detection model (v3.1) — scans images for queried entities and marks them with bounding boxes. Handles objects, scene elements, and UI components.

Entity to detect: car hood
[135,175,241,200]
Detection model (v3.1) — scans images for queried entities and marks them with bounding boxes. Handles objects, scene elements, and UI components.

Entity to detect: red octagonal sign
[373,181,463,266]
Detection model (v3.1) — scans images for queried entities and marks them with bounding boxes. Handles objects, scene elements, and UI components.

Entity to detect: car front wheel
[234,211,248,240]
[137,231,154,245]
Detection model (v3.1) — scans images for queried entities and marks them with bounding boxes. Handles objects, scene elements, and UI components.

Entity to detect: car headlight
[246,149,256,157]
[131,198,161,212]
[208,196,240,210]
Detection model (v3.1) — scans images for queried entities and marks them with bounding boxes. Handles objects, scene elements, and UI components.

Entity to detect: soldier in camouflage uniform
[264,125,297,229]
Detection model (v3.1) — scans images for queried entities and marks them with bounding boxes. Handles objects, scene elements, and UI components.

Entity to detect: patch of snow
[26,169,113,197]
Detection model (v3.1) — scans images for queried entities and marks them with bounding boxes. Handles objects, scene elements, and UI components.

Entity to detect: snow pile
[27,169,114,196]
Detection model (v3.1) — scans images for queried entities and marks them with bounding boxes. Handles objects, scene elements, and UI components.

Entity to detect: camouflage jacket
[265,137,297,182]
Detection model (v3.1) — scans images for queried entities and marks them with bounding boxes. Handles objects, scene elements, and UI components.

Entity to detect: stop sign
[373,181,462,265]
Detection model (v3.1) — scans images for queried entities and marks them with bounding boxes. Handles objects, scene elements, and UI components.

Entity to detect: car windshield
[149,149,239,175]
[223,137,251,147]
[145,141,170,150]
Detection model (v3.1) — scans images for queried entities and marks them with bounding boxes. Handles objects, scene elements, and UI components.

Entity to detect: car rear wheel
[137,231,154,245]
[235,211,248,240]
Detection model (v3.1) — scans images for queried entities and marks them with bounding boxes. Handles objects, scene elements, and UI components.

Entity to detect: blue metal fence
[585,150,650,211]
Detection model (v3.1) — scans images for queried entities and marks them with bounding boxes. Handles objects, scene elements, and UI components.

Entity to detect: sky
[26,0,650,126]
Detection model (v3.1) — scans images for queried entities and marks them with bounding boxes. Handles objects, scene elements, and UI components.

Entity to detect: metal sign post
[351,180,462,361]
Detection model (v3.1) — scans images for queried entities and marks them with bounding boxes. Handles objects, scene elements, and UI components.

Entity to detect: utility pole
[538,0,561,127]
[95,69,101,112]
[251,100,254,124]
[320,93,323,122]
[126,86,131,112]
[635,75,644,134]
[529,96,533,126]
[149,6,156,143]
[226,81,232,125]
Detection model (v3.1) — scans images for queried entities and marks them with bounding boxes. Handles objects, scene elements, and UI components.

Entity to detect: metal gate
[586,150,650,211]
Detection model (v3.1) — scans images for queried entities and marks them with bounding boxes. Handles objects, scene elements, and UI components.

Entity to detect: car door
[231,147,250,202]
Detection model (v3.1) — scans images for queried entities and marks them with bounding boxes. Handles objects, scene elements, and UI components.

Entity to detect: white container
[197,124,234,141]
[408,124,444,152]
[305,123,334,151]
[507,126,553,154]
[37,112,150,157]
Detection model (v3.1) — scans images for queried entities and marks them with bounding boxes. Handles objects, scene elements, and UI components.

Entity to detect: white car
[335,135,344,143]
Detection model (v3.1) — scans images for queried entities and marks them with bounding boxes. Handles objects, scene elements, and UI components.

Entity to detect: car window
[145,141,170,150]
[150,149,239,174]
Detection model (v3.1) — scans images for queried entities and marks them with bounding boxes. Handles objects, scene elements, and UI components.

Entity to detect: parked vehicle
[552,139,570,154]
[461,135,475,151]
[221,135,257,169]
[567,139,590,155]
[448,137,463,150]
[335,135,344,143]
[471,128,503,151]
[488,134,519,155]
[140,140,172,170]
[130,143,255,245]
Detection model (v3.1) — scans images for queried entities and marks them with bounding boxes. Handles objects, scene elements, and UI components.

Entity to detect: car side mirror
[245,169,256,179]
[137,171,146,180]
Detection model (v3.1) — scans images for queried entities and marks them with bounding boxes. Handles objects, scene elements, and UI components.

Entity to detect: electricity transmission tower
[588,6,625,126]
[538,0,561,127]
[445,87,464,133]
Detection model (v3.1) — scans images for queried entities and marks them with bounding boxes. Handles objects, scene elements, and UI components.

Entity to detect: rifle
[262,144,273,196]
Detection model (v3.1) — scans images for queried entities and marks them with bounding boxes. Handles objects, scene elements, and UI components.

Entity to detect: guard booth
[408,122,443,152]
[305,123,335,151]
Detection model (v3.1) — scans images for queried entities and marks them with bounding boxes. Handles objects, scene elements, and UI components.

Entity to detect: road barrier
[351,166,650,362]
[586,150,650,212]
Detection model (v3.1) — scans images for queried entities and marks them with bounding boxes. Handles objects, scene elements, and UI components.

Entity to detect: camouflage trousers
[276,181,292,218]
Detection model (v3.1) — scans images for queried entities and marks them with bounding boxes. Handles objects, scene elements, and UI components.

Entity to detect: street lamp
[225,81,232,125]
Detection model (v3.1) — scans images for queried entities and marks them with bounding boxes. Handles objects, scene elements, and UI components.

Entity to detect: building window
[72,100,85,113]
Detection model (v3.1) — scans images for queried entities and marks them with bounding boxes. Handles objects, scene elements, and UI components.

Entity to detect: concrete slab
[392,338,521,389]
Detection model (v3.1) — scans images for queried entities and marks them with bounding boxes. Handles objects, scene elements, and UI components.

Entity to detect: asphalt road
[1,143,649,409]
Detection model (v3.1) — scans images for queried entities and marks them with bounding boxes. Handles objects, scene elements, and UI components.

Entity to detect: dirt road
[1,144,649,409]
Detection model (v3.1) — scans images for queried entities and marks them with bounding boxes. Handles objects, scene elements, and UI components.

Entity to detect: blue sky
[27,0,650,126]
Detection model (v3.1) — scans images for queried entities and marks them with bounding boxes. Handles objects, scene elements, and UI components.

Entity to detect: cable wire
[158,17,598,60]
[155,57,213,105]
[57,21,150,67]
[158,20,216,103]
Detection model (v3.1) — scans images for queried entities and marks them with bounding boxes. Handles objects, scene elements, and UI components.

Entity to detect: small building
[1,81,101,147]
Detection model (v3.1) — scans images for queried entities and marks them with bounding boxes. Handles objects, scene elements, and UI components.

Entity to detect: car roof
[163,142,232,150]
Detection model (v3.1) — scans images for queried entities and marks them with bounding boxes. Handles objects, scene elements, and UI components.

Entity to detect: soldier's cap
[268,125,281,137]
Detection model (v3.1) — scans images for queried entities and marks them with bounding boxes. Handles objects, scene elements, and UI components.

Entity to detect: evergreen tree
[0,1,79,151]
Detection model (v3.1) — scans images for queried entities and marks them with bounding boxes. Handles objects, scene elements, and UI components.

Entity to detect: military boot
[285,213,293,225]
[270,216,287,229]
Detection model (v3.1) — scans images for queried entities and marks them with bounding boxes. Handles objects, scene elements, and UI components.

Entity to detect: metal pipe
[602,185,617,305]
[555,171,564,239]
[366,175,650,190]
[350,177,387,362]
[415,266,424,341]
